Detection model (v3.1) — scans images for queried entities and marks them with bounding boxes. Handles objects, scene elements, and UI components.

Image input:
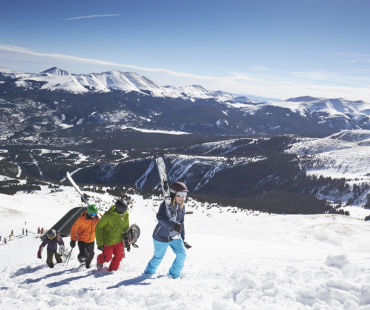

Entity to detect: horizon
[1,0,370,102]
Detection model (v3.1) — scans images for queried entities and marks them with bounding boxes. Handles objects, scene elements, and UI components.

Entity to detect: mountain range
[0,66,369,214]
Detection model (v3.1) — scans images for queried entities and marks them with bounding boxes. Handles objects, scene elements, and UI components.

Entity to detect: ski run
[2,182,370,309]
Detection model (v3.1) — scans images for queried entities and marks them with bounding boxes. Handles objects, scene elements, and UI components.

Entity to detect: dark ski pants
[77,241,95,268]
[46,250,62,268]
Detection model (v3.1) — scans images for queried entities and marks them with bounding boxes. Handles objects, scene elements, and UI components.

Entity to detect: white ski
[66,172,90,207]
[156,156,171,207]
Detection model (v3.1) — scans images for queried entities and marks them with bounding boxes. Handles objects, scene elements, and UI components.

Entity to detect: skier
[37,229,64,268]
[95,199,130,271]
[144,182,192,279]
[69,204,101,268]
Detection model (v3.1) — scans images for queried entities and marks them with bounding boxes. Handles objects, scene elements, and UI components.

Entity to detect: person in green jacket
[95,199,129,271]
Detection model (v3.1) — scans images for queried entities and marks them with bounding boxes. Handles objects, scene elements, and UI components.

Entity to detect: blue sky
[1,0,370,101]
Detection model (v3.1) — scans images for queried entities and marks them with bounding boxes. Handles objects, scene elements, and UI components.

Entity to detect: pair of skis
[155,156,172,208]
[156,156,193,215]
[66,172,90,207]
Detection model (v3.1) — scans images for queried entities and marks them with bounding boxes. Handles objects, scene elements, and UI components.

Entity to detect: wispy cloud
[332,52,370,64]
[289,70,330,80]
[65,14,122,21]
[0,44,205,77]
[1,44,370,102]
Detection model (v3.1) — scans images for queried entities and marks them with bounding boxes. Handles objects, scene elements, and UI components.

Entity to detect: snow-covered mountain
[1,66,370,211]
[1,66,370,137]
[0,66,254,102]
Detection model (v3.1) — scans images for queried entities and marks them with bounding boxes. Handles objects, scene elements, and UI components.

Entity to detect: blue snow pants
[144,238,186,279]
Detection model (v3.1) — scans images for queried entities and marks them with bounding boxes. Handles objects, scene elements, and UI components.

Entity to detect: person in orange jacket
[70,204,101,268]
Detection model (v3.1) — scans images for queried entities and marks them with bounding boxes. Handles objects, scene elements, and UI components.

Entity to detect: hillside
[1,184,370,309]
[1,67,370,212]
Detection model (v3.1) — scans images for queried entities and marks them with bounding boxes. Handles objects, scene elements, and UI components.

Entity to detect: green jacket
[95,205,129,247]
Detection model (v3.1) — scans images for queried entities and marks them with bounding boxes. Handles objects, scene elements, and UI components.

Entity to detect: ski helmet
[47,229,56,239]
[87,204,98,214]
[170,182,188,193]
[115,199,128,214]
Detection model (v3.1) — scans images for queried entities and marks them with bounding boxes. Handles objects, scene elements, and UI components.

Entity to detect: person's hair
[171,192,185,209]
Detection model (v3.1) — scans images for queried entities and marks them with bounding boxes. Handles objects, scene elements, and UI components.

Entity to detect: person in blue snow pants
[144,182,192,279]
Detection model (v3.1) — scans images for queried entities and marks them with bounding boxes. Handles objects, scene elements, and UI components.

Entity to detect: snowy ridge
[1,67,370,127]
[2,184,370,309]
[0,67,256,102]
[286,130,370,206]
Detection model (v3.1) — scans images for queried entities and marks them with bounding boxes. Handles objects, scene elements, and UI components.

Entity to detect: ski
[64,248,74,266]
[66,172,90,207]
[156,156,171,207]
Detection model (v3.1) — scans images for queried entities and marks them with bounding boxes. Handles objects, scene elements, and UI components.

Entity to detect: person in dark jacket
[37,229,64,268]
[144,182,191,279]
[70,204,102,268]
[95,199,130,271]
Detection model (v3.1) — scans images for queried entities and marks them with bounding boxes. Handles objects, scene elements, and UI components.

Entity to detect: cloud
[289,70,330,80]
[1,44,370,102]
[65,14,122,21]
[336,52,370,63]
[0,44,216,79]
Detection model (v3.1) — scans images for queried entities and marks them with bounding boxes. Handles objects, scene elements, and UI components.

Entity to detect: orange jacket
[70,211,101,243]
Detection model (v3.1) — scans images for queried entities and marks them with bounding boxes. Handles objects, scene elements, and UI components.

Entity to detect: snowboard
[44,206,86,238]
[43,172,89,238]
[123,224,141,249]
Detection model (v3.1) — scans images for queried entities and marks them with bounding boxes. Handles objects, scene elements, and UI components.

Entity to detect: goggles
[48,235,56,240]
[89,212,97,216]
[175,192,187,198]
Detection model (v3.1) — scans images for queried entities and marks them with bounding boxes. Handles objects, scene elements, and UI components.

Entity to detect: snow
[2,184,370,309]
[121,126,191,135]
[286,130,370,184]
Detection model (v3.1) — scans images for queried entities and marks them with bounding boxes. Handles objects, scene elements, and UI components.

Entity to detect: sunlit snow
[2,184,370,309]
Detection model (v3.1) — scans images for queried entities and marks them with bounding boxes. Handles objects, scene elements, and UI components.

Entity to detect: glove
[98,245,104,251]
[37,245,43,259]
[184,241,192,249]
[70,240,76,248]
[173,223,182,233]
[81,193,88,202]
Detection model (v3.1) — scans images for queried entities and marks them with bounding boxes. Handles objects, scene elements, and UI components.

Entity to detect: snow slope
[287,130,370,183]
[2,185,370,309]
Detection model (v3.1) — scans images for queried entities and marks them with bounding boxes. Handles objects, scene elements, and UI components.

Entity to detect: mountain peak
[41,67,71,76]
[286,96,323,102]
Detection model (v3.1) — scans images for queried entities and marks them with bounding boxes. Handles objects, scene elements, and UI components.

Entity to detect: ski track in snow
[2,187,370,309]
[135,158,156,189]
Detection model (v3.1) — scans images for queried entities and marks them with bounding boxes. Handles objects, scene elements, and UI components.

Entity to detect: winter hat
[87,204,98,214]
[115,199,128,214]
